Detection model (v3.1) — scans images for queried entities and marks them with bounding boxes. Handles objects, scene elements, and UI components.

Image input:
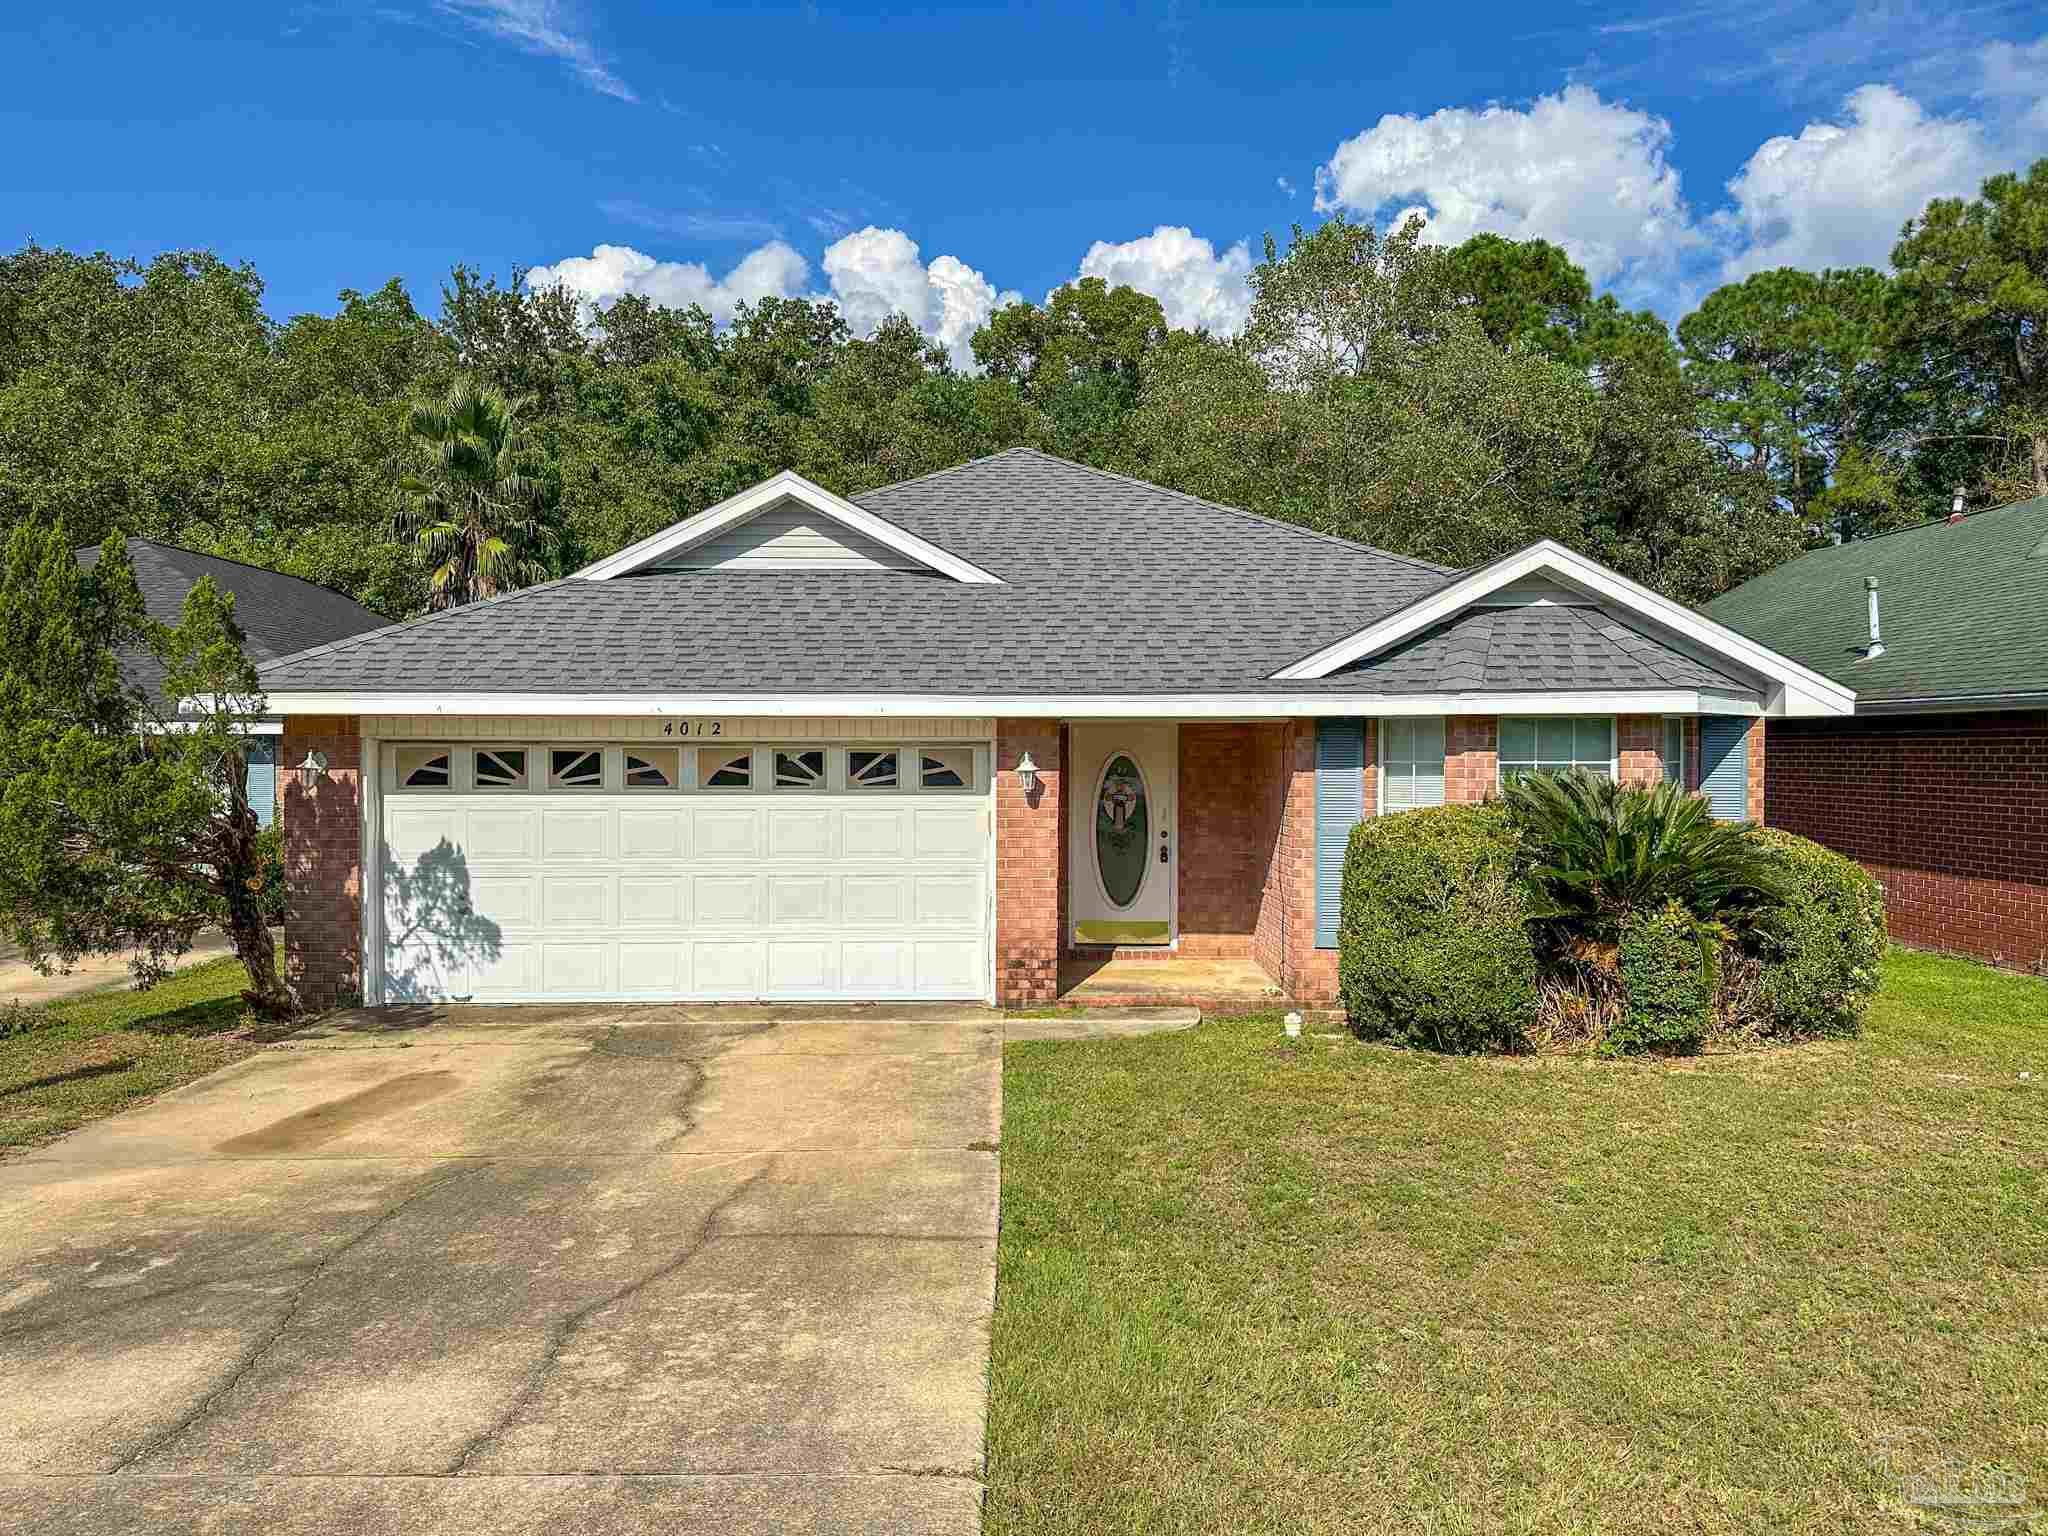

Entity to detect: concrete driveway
[0,1003,1002,1534]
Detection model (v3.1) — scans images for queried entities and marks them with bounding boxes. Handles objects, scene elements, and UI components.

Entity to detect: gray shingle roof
[258,449,1733,700]
[1705,495,2048,705]
[1347,605,1742,693]
[77,539,389,701]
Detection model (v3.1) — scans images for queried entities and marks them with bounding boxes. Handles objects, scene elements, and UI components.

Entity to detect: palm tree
[396,379,557,609]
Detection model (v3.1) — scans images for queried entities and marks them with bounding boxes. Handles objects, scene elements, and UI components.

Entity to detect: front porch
[1055,952,1290,1012]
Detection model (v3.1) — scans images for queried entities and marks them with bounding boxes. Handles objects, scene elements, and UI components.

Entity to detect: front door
[1068,723,1177,946]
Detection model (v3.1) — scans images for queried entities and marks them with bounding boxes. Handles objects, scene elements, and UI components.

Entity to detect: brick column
[1746,716,1766,823]
[994,719,1063,1006]
[282,716,363,1009]
[1685,718,1703,791]
[1445,716,1498,803]
[1618,714,1662,786]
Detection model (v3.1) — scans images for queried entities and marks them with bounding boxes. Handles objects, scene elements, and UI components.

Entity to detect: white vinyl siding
[651,503,924,573]
[1378,717,1446,813]
[1499,717,1616,784]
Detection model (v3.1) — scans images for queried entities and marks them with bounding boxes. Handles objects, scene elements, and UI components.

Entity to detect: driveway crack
[107,1163,492,1474]
[447,1162,772,1475]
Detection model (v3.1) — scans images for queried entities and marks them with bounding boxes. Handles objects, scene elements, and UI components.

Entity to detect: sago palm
[396,379,556,609]
[1502,769,1791,939]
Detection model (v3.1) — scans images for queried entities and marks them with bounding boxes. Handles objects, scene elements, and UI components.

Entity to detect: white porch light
[295,749,329,787]
[1015,751,1040,794]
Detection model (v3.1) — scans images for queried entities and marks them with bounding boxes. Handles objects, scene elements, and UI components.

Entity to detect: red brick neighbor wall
[1445,716,1498,803]
[1766,711,2048,972]
[995,719,1065,1006]
[281,716,363,1009]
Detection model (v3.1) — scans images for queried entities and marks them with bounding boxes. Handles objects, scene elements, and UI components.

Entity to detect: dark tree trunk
[218,758,299,1019]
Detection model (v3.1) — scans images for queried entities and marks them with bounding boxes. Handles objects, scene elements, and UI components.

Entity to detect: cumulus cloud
[1072,225,1256,334]
[434,1,636,102]
[1713,84,2001,280]
[820,227,1019,368]
[1313,85,1700,292]
[525,241,809,325]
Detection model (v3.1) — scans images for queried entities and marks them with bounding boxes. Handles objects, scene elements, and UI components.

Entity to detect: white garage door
[374,739,992,1003]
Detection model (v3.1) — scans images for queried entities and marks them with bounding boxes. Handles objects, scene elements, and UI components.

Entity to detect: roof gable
[574,471,1005,584]
[1273,540,1855,717]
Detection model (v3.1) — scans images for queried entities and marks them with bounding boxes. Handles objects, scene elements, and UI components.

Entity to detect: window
[699,747,753,790]
[623,748,677,789]
[1499,717,1614,784]
[549,748,605,789]
[1378,718,1445,813]
[473,748,527,789]
[398,747,451,789]
[774,749,827,789]
[920,747,972,790]
[1660,718,1688,788]
[848,749,899,789]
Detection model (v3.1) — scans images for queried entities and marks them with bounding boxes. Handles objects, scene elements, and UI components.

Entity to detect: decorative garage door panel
[379,793,990,1003]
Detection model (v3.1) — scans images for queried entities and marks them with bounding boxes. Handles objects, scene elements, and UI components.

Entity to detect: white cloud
[435,1,636,103]
[1313,85,1700,292]
[1072,225,1256,335]
[525,241,809,325]
[1977,33,2048,139]
[1713,84,2001,280]
[820,227,1020,369]
[1277,175,1298,197]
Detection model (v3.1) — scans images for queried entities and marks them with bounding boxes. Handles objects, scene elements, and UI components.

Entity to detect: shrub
[1612,902,1715,1055]
[0,999,41,1040]
[1338,803,1537,1052]
[254,825,287,927]
[1738,828,1886,1038]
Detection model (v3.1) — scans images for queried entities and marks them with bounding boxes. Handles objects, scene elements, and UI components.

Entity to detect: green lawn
[0,958,262,1151]
[988,948,2048,1534]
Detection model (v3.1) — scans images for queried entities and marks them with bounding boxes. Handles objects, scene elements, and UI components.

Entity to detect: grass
[0,958,266,1151]
[987,947,2048,1534]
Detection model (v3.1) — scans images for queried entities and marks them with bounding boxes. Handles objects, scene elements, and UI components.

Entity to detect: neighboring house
[1707,496,2048,972]
[74,539,390,827]
[256,449,1849,1009]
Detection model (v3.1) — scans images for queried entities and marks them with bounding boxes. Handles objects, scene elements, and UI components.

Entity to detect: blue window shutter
[1698,716,1750,822]
[1314,720,1366,948]
[245,737,278,830]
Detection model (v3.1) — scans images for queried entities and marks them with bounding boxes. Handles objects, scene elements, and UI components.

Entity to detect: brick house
[1708,495,2048,972]
[258,450,1846,1009]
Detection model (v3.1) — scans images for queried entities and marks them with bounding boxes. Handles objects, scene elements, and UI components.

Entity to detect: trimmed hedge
[1613,902,1715,1055]
[1337,804,1537,1053]
[1337,804,1886,1055]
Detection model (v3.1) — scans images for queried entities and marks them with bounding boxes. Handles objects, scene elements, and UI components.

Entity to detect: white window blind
[1379,717,1446,813]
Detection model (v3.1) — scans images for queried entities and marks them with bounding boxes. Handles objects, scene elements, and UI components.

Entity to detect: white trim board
[268,689,1767,720]
[572,472,1005,586]
[1269,540,1856,718]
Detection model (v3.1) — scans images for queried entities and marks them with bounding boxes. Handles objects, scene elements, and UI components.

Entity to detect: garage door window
[848,749,899,789]
[921,747,972,790]
[624,748,677,789]
[549,748,605,790]
[473,748,527,790]
[397,747,451,789]
[775,749,827,789]
[699,746,754,790]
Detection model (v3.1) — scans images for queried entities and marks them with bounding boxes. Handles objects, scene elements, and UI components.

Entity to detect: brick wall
[281,716,363,1009]
[1178,724,1288,956]
[1766,711,2048,971]
[994,719,1064,1005]
[1445,716,1498,803]
[1747,715,1766,823]
[1618,714,1663,786]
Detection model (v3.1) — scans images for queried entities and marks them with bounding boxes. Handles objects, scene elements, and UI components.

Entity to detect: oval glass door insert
[1094,754,1150,908]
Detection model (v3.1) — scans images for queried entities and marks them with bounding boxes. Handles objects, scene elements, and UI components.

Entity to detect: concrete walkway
[0,932,240,1006]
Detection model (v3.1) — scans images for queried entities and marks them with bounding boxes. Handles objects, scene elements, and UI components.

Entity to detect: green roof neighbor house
[1707,494,2048,971]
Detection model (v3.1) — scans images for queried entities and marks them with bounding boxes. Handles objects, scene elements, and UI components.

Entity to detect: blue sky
[8,2,2046,361]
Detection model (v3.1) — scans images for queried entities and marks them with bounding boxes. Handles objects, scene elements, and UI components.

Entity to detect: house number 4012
[659,721,725,737]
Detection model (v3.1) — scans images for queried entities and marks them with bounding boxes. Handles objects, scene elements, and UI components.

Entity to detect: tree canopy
[3,159,2042,621]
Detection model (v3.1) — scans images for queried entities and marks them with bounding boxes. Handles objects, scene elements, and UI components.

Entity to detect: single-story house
[257,449,1851,1009]
[75,538,390,826]
[1707,494,2048,972]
